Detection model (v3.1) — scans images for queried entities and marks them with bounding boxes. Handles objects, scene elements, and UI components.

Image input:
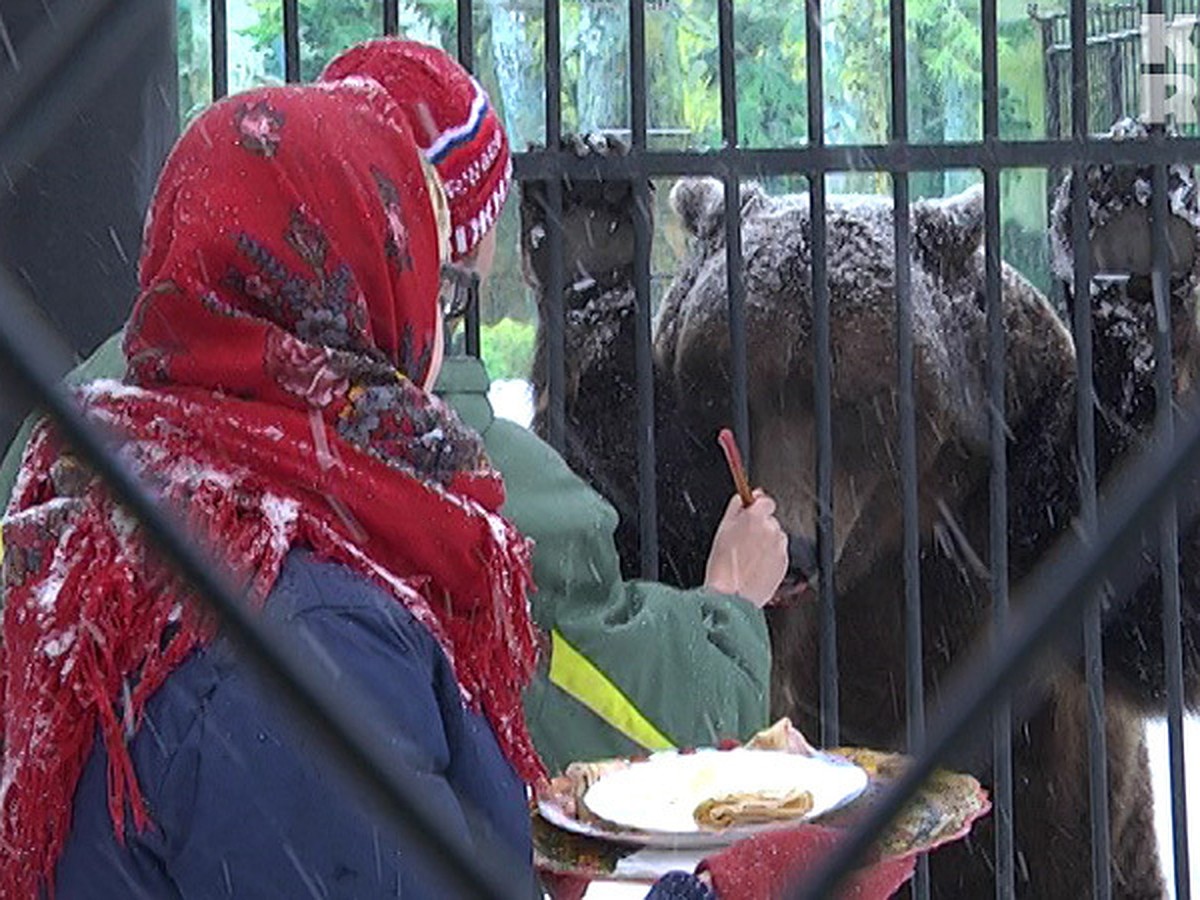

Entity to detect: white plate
[582,749,868,841]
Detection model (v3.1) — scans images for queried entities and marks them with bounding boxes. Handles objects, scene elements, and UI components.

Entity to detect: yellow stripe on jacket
[548,628,676,753]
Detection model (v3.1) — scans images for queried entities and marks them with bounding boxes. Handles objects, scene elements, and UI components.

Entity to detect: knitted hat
[322,39,512,262]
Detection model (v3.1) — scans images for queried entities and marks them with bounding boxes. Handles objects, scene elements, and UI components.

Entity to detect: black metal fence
[4,1,1200,898]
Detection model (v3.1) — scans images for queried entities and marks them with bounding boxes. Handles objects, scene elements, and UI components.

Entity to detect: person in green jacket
[0,39,787,775]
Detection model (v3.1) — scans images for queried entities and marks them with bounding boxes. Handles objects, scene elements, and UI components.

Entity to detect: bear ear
[913,183,985,280]
[671,177,726,239]
[671,177,769,241]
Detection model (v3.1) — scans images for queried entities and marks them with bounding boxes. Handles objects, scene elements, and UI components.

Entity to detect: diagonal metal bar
[0,0,160,179]
[0,263,528,900]
[790,387,1200,898]
[0,0,120,132]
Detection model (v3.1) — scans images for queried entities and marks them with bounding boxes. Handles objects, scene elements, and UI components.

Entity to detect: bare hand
[704,490,789,608]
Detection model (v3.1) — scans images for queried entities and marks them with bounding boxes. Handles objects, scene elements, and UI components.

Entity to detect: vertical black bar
[717,0,750,461]
[890,0,924,893]
[457,0,475,72]
[1123,6,1133,124]
[986,169,1014,900]
[1107,11,1121,119]
[1152,154,1192,899]
[1040,14,1062,215]
[458,0,478,356]
[629,0,657,578]
[465,295,481,358]
[630,0,647,150]
[545,0,561,149]
[283,0,300,83]
[383,0,399,36]
[806,0,836,746]
[543,0,565,452]
[211,0,228,100]
[982,0,1014,897]
[1070,0,1112,891]
[1042,19,1060,140]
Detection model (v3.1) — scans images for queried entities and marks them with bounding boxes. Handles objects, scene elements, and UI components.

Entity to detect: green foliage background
[480,317,538,380]
[177,0,1069,378]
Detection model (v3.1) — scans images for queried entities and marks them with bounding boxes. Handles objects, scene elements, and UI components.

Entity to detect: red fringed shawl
[0,83,544,900]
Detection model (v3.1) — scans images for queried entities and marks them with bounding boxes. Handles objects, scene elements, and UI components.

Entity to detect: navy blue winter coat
[52,549,717,899]
[54,550,535,898]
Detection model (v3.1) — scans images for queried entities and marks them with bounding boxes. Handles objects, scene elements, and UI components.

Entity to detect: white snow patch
[42,627,76,659]
[488,379,534,429]
[1148,717,1200,897]
[3,496,77,528]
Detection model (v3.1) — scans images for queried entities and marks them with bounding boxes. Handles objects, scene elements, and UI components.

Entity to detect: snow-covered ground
[491,380,1200,895]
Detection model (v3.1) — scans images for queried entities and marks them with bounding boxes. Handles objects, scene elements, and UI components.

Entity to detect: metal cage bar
[1068,0,1114,894]
[282,0,299,82]
[457,0,481,357]
[1153,150,1193,898]
[889,0,923,891]
[541,0,566,453]
[981,0,1014,894]
[717,0,750,465]
[629,0,659,579]
[211,0,227,99]
[457,0,475,71]
[805,0,838,749]
[0,0,162,175]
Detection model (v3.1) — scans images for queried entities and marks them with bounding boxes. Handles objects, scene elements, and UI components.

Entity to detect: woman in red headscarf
[0,80,544,898]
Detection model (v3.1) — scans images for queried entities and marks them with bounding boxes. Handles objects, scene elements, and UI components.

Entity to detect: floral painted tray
[532,726,990,884]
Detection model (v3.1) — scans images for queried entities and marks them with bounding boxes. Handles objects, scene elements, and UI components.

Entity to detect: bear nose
[787,533,818,582]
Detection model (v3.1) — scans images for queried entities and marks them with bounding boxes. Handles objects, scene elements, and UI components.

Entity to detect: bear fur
[519,130,1200,897]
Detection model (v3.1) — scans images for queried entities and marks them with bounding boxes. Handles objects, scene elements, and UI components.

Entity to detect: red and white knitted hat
[322,39,512,262]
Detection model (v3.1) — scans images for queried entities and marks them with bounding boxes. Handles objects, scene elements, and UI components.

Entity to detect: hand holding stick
[717,428,755,507]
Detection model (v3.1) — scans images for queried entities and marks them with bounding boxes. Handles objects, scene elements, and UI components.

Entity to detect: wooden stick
[717,428,755,507]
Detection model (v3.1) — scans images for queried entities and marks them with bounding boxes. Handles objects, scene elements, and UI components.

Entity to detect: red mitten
[539,871,591,900]
[697,825,916,900]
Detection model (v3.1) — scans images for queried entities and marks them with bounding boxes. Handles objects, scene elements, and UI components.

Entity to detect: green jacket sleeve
[483,417,771,773]
[0,330,127,511]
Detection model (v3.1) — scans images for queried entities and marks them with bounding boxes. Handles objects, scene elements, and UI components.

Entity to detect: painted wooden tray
[533,744,990,884]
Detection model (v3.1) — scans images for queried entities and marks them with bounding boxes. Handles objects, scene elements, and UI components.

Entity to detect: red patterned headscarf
[0,82,543,899]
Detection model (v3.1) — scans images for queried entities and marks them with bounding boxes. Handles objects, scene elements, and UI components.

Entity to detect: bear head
[656,177,1076,596]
